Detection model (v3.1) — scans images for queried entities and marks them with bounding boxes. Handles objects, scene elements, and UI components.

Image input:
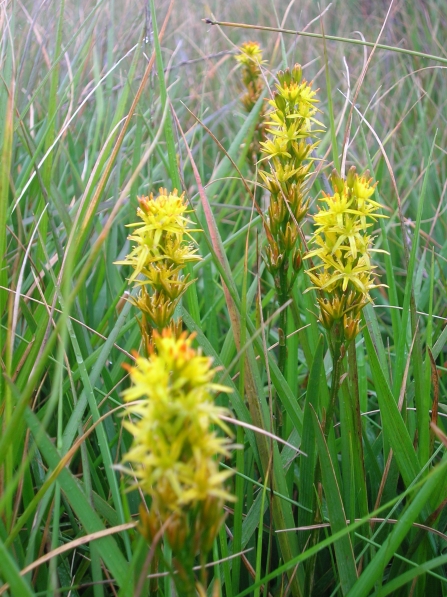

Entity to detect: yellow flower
[305,168,387,340]
[122,330,234,513]
[115,188,200,284]
[115,188,201,334]
[259,137,291,160]
[260,64,322,287]
[235,41,267,122]
[235,41,265,68]
[131,287,177,330]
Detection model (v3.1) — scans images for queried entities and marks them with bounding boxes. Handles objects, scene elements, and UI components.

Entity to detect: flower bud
[291,140,312,163]
[346,165,357,189]
[265,241,284,272]
[166,511,188,552]
[268,196,287,234]
[290,188,309,223]
[277,68,291,87]
[138,504,161,543]
[259,171,281,195]
[292,249,302,272]
[318,305,333,330]
[331,170,346,194]
[274,92,287,112]
[280,221,299,251]
[343,313,361,342]
[292,63,302,83]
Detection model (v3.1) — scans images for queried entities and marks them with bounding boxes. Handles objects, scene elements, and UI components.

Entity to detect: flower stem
[346,341,370,536]
[324,326,343,437]
[277,269,289,374]
[347,341,365,471]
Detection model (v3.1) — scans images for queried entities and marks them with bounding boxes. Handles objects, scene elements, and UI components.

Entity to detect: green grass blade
[149,0,200,324]
[0,539,34,597]
[235,456,447,597]
[35,0,65,267]
[311,406,358,594]
[393,136,436,402]
[321,19,340,173]
[371,552,447,597]
[298,335,324,540]
[346,455,447,596]
[363,322,422,489]
[25,409,129,588]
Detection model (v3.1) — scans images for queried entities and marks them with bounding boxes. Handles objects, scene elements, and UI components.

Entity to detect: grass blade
[311,405,358,594]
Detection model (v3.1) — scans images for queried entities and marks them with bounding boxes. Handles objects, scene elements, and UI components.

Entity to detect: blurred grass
[1,0,447,595]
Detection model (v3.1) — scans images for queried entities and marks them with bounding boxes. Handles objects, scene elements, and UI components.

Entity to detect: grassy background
[1,0,447,595]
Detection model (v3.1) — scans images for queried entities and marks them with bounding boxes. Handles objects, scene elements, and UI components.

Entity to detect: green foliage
[1,1,447,596]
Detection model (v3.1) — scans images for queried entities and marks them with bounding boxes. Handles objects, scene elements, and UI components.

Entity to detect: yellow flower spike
[135,189,192,240]
[122,331,234,517]
[117,189,201,283]
[260,62,322,302]
[115,187,202,337]
[235,41,268,167]
[235,41,265,68]
[305,168,387,341]
[121,330,235,576]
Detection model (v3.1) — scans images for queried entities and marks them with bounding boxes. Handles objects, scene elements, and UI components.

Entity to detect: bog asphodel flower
[119,190,199,282]
[115,188,200,337]
[305,167,387,341]
[235,41,266,112]
[122,330,234,555]
[235,41,268,167]
[260,64,323,291]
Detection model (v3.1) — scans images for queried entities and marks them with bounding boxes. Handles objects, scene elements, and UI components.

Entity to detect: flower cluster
[305,167,386,342]
[235,41,268,167]
[122,330,234,561]
[235,41,266,112]
[260,65,322,292]
[115,188,200,349]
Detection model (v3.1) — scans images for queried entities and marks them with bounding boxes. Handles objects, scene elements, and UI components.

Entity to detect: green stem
[206,18,447,67]
[303,478,322,596]
[324,328,343,438]
[304,331,342,591]
[277,268,289,374]
[346,341,370,546]
[307,329,342,592]
[173,559,197,597]
[347,342,366,474]
[278,304,287,373]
